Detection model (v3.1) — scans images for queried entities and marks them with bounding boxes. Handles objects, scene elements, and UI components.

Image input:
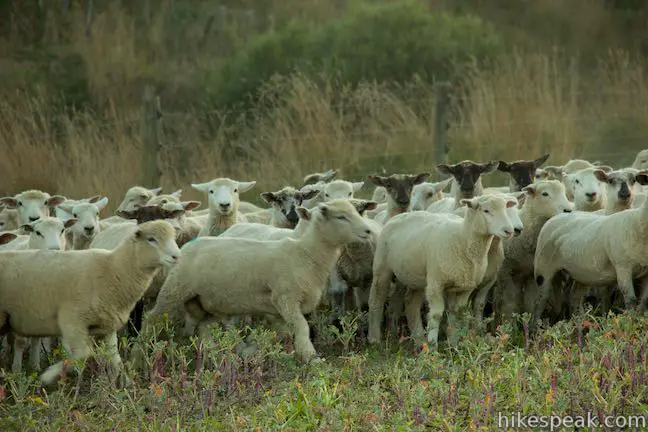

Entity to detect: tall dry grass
[1,52,648,212]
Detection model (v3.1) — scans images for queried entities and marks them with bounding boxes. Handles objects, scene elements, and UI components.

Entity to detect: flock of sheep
[1,148,648,387]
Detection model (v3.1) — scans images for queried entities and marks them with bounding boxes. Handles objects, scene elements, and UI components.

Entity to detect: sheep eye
[541,192,549,197]
[347,192,352,197]
[427,192,434,198]
[161,200,167,204]
[209,190,214,194]
[483,210,490,214]
[147,237,157,244]
[234,189,238,193]
[36,231,42,237]
[325,193,330,198]
[17,201,22,206]
[574,179,580,185]
[60,229,64,234]
[336,215,348,221]
[73,213,78,218]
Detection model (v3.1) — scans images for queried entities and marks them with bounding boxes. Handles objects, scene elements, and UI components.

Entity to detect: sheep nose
[170,254,179,261]
[514,228,523,235]
[84,226,94,235]
[29,216,40,222]
[619,191,631,199]
[503,229,513,237]
[364,228,371,235]
[585,192,597,199]
[48,246,60,250]
[219,203,231,210]
[563,209,572,213]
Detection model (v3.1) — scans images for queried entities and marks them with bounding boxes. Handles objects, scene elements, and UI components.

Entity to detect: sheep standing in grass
[0,190,67,226]
[191,178,256,237]
[1,217,78,372]
[409,178,453,212]
[301,180,365,209]
[146,199,372,364]
[496,153,550,191]
[368,194,516,348]
[245,187,318,228]
[57,197,109,250]
[493,181,573,325]
[0,220,180,386]
[367,173,430,224]
[532,173,648,332]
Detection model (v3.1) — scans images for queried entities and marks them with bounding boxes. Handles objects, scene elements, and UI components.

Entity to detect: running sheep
[0,220,180,386]
[145,199,373,364]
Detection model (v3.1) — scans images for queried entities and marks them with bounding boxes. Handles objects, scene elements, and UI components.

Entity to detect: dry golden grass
[2,51,648,213]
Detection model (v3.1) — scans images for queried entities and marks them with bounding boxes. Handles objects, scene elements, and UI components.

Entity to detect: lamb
[146,199,372,364]
[367,194,516,348]
[409,178,453,212]
[57,197,109,250]
[147,193,203,246]
[0,217,77,373]
[492,181,573,325]
[496,153,550,191]
[562,167,610,211]
[593,168,644,214]
[0,220,180,385]
[245,187,318,228]
[301,179,365,209]
[54,195,101,224]
[0,190,67,226]
[535,159,613,181]
[191,178,256,237]
[532,172,648,333]
[367,173,430,224]
[100,186,163,226]
[435,160,498,209]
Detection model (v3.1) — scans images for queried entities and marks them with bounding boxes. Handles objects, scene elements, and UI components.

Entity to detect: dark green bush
[214,1,505,108]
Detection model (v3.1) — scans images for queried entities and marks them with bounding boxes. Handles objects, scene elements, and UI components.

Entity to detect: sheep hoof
[309,356,325,365]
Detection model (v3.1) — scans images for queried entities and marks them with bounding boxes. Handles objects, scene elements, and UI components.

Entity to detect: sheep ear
[362,200,378,212]
[367,175,388,187]
[522,184,537,196]
[182,201,201,211]
[299,189,319,201]
[534,153,550,167]
[0,232,17,244]
[297,206,311,221]
[134,229,143,239]
[480,161,499,174]
[593,169,609,182]
[598,165,614,173]
[170,189,183,198]
[318,203,330,218]
[86,195,102,203]
[46,195,67,207]
[506,199,517,208]
[150,187,163,195]
[166,209,185,219]
[460,198,479,210]
[436,164,455,175]
[21,224,34,233]
[410,172,431,185]
[0,197,18,209]
[435,177,453,192]
[64,218,78,228]
[636,171,648,185]
[352,181,364,192]
[260,192,276,204]
[322,169,338,182]
[191,182,211,193]
[497,161,511,172]
[95,197,109,212]
[237,181,256,193]
[58,204,75,216]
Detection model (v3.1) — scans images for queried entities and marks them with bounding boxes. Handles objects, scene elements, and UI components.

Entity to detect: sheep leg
[272,294,317,364]
[473,278,495,332]
[126,300,145,338]
[386,283,406,335]
[445,290,472,346]
[367,263,393,345]
[102,331,129,386]
[496,270,521,325]
[403,288,425,341]
[11,335,29,373]
[614,265,638,309]
[39,323,90,386]
[28,337,44,371]
[424,280,445,348]
[569,282,589,316]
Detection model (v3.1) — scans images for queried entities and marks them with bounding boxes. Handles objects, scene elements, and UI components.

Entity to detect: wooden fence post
[434,81,452,179]
[141,86,162,190]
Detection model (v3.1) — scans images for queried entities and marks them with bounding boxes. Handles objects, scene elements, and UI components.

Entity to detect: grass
[0,309,646,430]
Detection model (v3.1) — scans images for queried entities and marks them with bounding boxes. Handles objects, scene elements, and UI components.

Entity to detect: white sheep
[492,180,573,324]
[54,195,101,224]
[301,168,338,187]
[1,217,78,373]
[0,190,67,226]
[532,174,648,332]
[0,220,180,386]
[57,197,109,250]
[191,178,256,237]
[592,168,645,214]
[245,187,318,228]
[367,194,516,348]
[145,199,372,364]
[632,150,648,170]
[301,180,364,209]
[146,193,203,245]
[100,186,164,226]
[409,178,453,212]
[562,167,609,212]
